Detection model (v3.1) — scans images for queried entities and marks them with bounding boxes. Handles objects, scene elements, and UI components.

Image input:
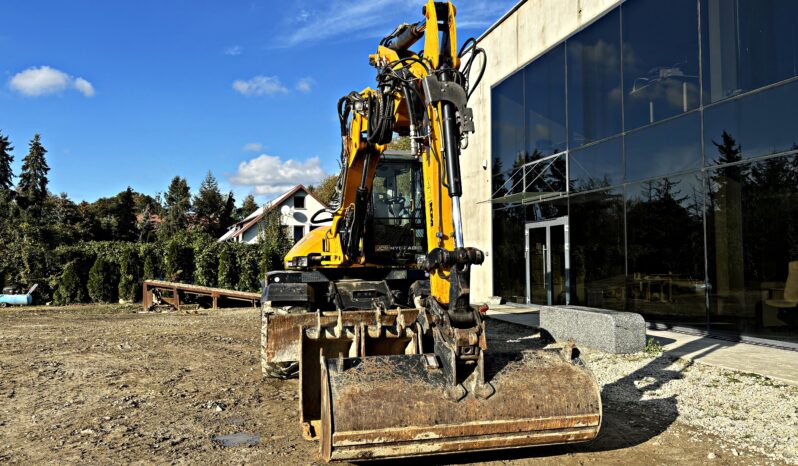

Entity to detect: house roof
[218,184,328,242]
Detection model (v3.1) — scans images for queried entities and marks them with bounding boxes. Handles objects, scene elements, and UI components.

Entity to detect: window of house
[293,225,305,244]
[294,195,306,209]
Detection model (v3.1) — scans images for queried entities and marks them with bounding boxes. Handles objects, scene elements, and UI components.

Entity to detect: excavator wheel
[261,304,306,379]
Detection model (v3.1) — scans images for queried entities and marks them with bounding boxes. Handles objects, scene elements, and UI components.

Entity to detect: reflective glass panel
[625,173,707,324]
[525,198,567,223]
[701,0,798,104]
[625,112,701,182]
[524,154,567,195]
[492,205,526,304]
[706,154,798,342]
[622,0,700,129]
[525,44,567,156]
[567,9,622,147]
[491,71,524,198]
[569,188,626,310]
[569,137,623,192]
[704,79,798,166]
[527,226,548,305]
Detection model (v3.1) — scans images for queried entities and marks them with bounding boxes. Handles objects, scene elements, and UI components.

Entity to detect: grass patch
[644,337,664,356]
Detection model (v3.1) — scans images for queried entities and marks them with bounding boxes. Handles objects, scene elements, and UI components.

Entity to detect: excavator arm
[264,1,602,461]
[309,0,490,393]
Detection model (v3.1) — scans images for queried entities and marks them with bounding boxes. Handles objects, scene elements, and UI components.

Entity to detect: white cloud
[295,77,314,93]
[224,45,243,56]
[232,75,288,96]
[278,0,517,48]
[281,0,413,47]
[9,66,95,97]
[242,142,264,152]
[229,154,327,195]
[73,77,95,97]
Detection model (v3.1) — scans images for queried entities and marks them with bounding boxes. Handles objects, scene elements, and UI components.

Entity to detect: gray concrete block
[539,305,646,354]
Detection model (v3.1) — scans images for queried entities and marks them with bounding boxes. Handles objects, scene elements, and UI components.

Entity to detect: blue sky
[0,0,515,204]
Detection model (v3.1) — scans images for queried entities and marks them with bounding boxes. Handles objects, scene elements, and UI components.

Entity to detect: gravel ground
[584,347,798,464]
[0,305,794,465]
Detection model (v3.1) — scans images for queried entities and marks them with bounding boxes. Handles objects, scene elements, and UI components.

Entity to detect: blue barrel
[0,294,33,306]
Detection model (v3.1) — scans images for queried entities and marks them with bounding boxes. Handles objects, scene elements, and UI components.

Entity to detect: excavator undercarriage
[259,1,602,461]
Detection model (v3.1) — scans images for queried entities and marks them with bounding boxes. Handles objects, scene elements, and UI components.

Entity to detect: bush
[194,241,219,287]
[236,245,261,292]
[118,248,141,302]
[141,243,162,280]
[164,234,194,282]
[87,256,119,303]
[54,261,87,304]
[217,244,237,289]
[258,209,291,274]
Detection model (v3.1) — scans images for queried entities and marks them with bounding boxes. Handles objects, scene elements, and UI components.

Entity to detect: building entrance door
[525,217,570,305]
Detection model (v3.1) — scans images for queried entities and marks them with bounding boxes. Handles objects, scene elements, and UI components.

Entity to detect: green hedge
[46,233,267,304]
[88,256,119,303]
[118,248,141,302]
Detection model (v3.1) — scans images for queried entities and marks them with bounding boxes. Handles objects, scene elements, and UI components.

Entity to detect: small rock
[80,429,95,435]
[707,452,716,459]
[731,449,739,456]
[214,405,223,412]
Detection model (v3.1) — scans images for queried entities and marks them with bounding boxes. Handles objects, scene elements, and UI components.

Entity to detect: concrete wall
[460,0,620,302]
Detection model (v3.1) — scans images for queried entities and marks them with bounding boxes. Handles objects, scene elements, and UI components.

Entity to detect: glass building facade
[491,0,798,344]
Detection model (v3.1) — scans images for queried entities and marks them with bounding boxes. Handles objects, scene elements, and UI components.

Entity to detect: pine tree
[118,247,141,302]
[219,191,237,230]
[162,176,191,236]
[17,134,49,204]
[87,255,119,303]
[240,194,258,218]
[217,244,237,289]
[54,261,87,305]
[115,187,138,241]
[258,209,291,274]
[193,171,225,236]
[0,130,14,191]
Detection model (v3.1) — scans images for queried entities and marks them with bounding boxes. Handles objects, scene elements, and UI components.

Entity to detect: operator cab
[367,151,426,265]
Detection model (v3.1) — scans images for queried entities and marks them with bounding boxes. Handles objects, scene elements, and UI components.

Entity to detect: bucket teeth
[268,308,602,462]
[320,351,602,462]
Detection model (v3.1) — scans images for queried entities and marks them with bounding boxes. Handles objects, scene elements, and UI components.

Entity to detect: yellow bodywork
[285,0,460,304]
[267,2,603,462]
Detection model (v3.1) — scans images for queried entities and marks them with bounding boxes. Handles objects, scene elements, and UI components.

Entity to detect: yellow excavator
[260,1,602,461]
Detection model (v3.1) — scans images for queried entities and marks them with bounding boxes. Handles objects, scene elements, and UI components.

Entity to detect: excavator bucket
[319,351,601,461]
[290,309,602,462]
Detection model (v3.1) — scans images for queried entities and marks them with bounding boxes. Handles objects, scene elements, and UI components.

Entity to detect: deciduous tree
[313,175,338,206]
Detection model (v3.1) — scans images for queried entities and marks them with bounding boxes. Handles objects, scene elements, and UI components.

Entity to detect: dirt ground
[0,305,780,465]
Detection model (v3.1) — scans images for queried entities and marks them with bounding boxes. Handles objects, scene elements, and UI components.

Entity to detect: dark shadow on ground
[363,319,738,465]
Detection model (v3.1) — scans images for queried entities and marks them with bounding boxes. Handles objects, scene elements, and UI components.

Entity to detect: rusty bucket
[318,349,602,462]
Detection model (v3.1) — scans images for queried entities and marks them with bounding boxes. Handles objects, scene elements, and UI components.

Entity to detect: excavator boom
[260,1,602,461]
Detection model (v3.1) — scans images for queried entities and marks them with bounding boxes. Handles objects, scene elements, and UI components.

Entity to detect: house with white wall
[218,185,329,244]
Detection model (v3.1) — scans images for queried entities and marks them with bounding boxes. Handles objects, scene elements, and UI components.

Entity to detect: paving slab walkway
[486,304,798,386]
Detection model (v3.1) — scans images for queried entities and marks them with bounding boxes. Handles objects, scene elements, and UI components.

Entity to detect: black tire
[260,304,305,379]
